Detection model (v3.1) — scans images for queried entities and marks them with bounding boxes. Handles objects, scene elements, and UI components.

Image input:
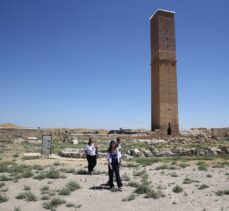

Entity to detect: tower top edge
[150,9,175,20]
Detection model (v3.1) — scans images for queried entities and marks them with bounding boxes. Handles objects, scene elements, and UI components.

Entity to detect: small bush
[197,161,208,171]
[198,184,209,190]
[33,172,46,180]
[1,187,8,192]
[66,181,80,191]
[0,193,9,203]
[216,190,229,196]
[170,172,178,177]
[43,197,66,210]
[127,181,140,187]
[0,175,11,181]
[59,187,71,195]
[16,191,37,201]
[45,168,60,179]
[183,177,199,184]
[22,169,34,178]
[32,165,43,171]
[122,174,131,181]
[172,185,183,193]
[0,163,8,173]
[0,182,5,188]
[59,181,80,196]
[40,185,50,194]
[156,164,169,170]
[41,195,50,200]
[53,162,60,166]
[14,207,21,211]
[144,189,162,199]
[23,185,31,190]
[179,163,189,168]
[135,184,150,194]
[61,168,76,174]
[66,202,75,207]
[122,193,136,201]
[198,165,208,171]
[133,170,146,177]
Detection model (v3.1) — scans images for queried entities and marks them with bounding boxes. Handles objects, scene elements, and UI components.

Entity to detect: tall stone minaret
[150,9,179,134]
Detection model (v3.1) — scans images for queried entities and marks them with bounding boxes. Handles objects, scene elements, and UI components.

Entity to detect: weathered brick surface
[150,10,179,133]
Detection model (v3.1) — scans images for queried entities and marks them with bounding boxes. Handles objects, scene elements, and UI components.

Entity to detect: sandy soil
[0,158,229,211]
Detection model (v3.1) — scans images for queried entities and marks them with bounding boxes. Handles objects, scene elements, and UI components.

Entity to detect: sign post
[41,135,52,155]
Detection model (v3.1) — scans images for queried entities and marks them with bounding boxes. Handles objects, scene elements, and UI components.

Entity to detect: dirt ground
[0,157,229,211]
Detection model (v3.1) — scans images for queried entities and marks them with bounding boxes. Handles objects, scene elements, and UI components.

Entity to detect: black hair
[107,141,117,153]
[88,138,93,145]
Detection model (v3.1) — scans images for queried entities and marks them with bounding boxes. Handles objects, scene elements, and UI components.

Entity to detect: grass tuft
[43,197,66,210]
[122,193,136,201]
[16,191,37,201]
[198,184,209,190]
[172,185,183,193]
[0,193,9,203]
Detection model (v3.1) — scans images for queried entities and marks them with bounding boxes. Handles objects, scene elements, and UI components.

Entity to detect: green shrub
[43,197,66,210]
[0,175,11,181]
[66,181,80,191]
[156,164,169,170]
[22,169,34,178]
[59,187,71,195]
[183,177,199,184]
[0,163,8,173]
[216,190,229,196]
[122,174,131,181]
[16,191,37,201]
[33,172,46,180]
[134,184,150,194]
[32,165,43,171]
[0,193,9,203]
[41,195,50,200]
[40,185,50,194]
[179,163,189,168]
[45,168,60,179]
[0,182,5,188]
[59,181,80,195]
[127,181,140,187]
[122,193,136,201]
[144,189,162,199]
[198,184,209,190]
[198,165,208,171]
[23,185,31,190]
[170,172,178,177]
[172,185,183,193]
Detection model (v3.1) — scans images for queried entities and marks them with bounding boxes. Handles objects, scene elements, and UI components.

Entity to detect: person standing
[107,140,123,190]
[85,138,98,174]
[116,137,122,154]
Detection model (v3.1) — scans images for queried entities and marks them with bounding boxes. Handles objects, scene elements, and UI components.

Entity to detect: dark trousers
[108,162,123,188]
[87,155,97,173]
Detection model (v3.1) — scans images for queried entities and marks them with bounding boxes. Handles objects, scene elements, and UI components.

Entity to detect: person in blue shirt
[106,140,123,190]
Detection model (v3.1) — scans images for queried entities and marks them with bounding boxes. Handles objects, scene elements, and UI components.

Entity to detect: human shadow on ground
[89,183,110,190]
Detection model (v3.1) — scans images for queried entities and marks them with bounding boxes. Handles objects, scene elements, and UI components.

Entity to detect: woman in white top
[85,138,98,174]
[107,140,123,189]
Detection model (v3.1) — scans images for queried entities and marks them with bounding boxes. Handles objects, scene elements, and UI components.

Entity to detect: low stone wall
[127,146,229,158]
[211,128,229,137]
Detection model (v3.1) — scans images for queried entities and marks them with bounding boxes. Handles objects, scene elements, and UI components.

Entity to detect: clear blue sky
[0,0,229,129]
